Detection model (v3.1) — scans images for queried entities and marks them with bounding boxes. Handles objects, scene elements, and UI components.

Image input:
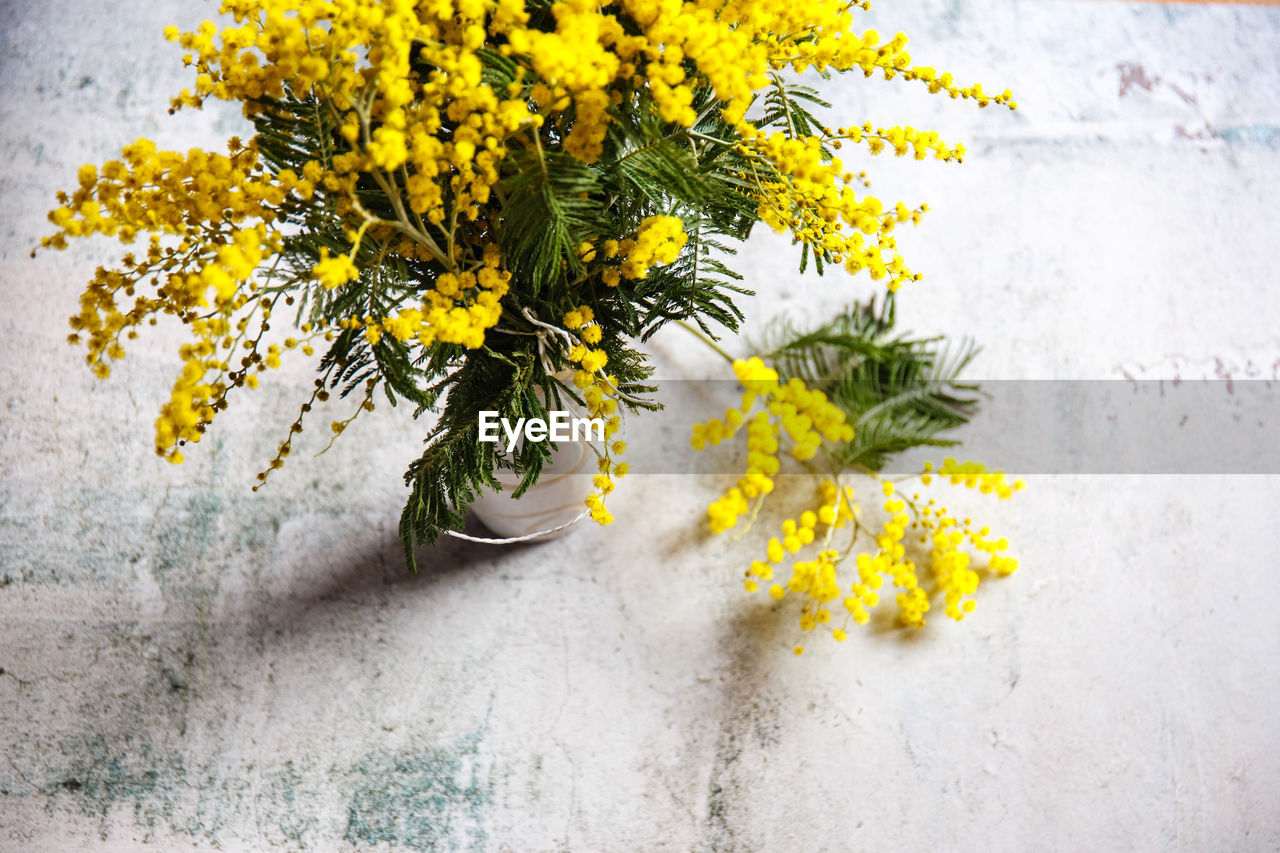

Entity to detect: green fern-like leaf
[497,147,604,294]
[759,294,981,472]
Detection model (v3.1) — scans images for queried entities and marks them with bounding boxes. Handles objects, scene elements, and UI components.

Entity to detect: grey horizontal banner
[526,379,1280,475]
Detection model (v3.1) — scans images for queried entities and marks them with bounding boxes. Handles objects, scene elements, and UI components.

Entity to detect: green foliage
[496,148,604,294]
[758,76,832,143]
[759,294,981,472]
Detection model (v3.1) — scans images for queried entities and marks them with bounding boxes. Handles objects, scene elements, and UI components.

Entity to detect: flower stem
[675,319,734,365]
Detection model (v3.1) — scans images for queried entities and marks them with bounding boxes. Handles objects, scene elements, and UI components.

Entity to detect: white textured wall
[2,0,1279,850]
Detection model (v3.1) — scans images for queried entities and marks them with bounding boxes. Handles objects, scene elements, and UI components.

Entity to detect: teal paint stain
[155,491,224,576]
[48,736,191,835]
[234,511,281,552]
[14,737,497,848]
[22,737,326,846]
[344,732,492,852]
[1218,124,1280,146]
[260,760,323,847]
[0,481,230,588]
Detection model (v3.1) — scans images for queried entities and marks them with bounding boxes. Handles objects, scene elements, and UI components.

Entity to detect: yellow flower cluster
[44,129,302,460]
[562,307,625,525]
[695,359,1026,649]
[312,249,359,290]
[154,345,216,465]
[52,141,280,357]
[166,0,536,230]
[731,471,1024,650]
[45,138,282,248]
[706,19,1011,292]
[787,27,1015,107]
[743,479,910,654]
[159,0,1010,304]
[150,225,280,462]
[378,245,512,350]
[739,126,922,290]
[695,357,855,534]
[923,457,1024,501]
[601,215,689,282]
[913,459,1024,617]
[829,123,964,162]
[505,0,628,162]
[751,480,852,594]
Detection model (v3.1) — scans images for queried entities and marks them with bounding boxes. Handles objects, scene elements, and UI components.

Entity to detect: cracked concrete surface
[2,0,1280,850]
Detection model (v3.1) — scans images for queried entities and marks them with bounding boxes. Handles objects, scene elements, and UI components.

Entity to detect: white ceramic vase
[468,438,596,540]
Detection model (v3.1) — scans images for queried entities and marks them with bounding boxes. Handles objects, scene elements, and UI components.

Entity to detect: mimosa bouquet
[45,0,1022,645]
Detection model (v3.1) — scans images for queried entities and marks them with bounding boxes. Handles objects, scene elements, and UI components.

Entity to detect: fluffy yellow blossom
[738,126,925,290]
[313,249,359,290]
[693,357,855,534]
[702,370,1025,644]
[562,317,625,526]
[615,215,688,280]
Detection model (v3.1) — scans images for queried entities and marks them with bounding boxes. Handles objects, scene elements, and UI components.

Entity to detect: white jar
[468,369,602,541]
[468,437,596,540]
